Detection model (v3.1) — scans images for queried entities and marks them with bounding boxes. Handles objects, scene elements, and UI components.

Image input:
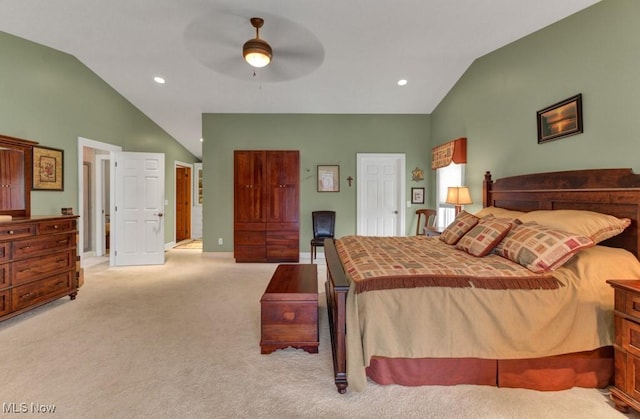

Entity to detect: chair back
[312,211,336,239]
[416,209,437,235]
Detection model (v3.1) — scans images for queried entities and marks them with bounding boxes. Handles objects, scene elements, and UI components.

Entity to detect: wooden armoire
[234,150,300,262]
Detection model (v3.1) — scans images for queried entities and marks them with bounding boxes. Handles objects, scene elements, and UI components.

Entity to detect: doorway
[356,153,406,236]
[77,137,122,267]
[175,164,192,242]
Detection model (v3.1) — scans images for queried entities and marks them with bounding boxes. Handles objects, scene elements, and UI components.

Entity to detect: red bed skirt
[366,347,613,391]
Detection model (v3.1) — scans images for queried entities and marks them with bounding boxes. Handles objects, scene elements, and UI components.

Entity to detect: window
[435,162,465,229]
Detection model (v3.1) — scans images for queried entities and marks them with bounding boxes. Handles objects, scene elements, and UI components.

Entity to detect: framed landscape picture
[537,94,583,143]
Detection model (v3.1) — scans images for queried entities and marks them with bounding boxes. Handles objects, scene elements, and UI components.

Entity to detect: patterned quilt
[335,235,562,293]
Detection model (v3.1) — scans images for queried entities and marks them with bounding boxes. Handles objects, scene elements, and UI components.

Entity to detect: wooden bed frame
[325,168,640,394]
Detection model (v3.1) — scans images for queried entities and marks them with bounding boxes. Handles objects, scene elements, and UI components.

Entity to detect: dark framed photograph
[317,165,340,192]
[537,94,583,143]
[33,146,64,191]
[411,187,425,204]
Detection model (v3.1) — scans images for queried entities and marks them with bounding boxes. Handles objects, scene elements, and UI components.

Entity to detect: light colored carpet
[1,249,639,419]
[174,239,203,249]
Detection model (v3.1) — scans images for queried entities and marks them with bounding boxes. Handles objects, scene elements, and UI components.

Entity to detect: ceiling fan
[184,11,325,82]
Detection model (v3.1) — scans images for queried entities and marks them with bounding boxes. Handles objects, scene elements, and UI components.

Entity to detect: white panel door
[356,153,405,236]
[113,152,165,266]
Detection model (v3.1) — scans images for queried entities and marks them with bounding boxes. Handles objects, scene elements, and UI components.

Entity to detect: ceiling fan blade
[184,9,325,82]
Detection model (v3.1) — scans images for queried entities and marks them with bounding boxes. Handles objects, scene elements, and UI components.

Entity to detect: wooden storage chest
[260,264,318,354]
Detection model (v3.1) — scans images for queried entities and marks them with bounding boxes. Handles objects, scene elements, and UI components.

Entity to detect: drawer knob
[283,311,295,321]
[8,230,14,235]
[20,292,32,299]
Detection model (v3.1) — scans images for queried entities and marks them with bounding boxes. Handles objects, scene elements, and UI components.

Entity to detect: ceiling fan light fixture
[243,17,272,68]
[243,38,272,68]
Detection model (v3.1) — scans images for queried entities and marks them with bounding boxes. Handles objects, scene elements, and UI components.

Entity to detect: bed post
[482,171,493,208]
[324,238,349,393]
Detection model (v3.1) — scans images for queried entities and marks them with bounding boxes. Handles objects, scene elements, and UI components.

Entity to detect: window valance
[431,137,467,170]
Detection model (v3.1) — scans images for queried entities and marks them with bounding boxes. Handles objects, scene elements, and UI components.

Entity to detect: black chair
[310,211,336,263]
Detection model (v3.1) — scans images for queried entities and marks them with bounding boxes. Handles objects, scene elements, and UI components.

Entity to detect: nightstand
[606,279,640,413]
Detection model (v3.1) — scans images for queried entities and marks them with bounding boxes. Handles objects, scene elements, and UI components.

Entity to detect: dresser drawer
[11,233,75,259]
[0,263,9,289]
[0,223,35,241]
[12,271,74,311]
[36,219,76,235]
[0,289,10,317]
[0,242,9,262]
[12,250,74,286]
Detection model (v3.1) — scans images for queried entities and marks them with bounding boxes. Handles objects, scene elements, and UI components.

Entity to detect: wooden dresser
[0,215,80,321]
[607,279,640,413]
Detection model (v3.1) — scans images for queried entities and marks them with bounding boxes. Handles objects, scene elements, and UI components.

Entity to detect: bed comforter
[340,236,640,392]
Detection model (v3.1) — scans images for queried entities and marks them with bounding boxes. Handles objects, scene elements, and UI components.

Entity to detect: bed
[324,168,640,393]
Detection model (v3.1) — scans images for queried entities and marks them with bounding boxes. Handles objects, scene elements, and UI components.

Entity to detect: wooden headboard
[482,168,640,258]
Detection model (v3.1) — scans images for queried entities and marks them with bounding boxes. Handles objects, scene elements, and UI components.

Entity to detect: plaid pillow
[517,209,631,244]
[439,211,479,245]
[455,218,514,257]
[494,222,594,273]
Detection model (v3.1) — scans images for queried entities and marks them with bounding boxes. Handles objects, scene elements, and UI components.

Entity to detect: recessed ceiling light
[397,79,408,86]
[200,138,203,142]
[154,76,166,84]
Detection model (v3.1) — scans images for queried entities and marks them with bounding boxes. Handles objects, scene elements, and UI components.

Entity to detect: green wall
[0,31,198,242]
[431,0,640,213]
[202,114,431,252]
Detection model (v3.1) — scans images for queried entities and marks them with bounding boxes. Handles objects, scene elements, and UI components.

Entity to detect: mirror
[0,134,36,218]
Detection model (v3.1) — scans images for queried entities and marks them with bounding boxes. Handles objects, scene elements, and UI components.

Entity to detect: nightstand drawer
[625,292,640,323]
[622,318,640,357]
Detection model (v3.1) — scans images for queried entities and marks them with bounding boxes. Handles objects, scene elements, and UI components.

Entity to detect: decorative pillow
[439,211,479,245]
[517,210,631,244]
[494,222,595,273]
[455,218,514,257]
[475,206,526,220]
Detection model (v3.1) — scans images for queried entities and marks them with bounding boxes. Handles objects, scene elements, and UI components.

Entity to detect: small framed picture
[317,165,340,192]
[411,187,425,204]
[537,94,583,143]
[33,146,64,191]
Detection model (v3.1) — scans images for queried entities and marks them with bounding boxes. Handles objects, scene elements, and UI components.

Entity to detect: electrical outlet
[218,238,223,245]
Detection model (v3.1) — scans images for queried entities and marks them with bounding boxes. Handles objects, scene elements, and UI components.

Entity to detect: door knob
[393,210,398,214]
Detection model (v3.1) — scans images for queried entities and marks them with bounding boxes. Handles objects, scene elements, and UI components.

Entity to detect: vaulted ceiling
[0,1,600,158]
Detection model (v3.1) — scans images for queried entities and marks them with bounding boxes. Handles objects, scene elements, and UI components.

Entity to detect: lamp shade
[446,186,472,206]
